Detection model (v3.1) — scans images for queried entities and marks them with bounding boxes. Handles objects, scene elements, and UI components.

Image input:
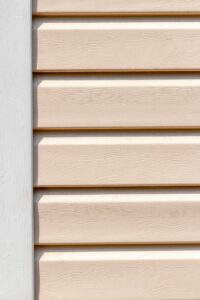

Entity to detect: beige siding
[34,75,200,129]
[36,247,200,300]
[33,0,200,15]
[33,2,200,298]
[33,18,200,72]
[34,132,200,187]
[35,189,200,245]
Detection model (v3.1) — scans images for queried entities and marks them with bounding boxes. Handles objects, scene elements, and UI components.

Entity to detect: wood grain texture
[35,246,200,300]
[33,18,200,72]
[35,188,200,245]
[34,132,200,187]
[34,74,200,129]
[0,1,33,299]
[33,0,200,15]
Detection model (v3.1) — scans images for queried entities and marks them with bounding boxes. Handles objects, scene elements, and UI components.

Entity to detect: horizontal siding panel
[34,75,200,129]
[33,0,200,15]
[35,188,200,245]
[34,132,200,187]
[33,18,200,72]
[36,247,200,300]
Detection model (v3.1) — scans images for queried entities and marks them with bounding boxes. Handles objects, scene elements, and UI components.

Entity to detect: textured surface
[34,74,200,129]
[33,0,200,15]
[35,247,200,300]
[33,18,200,72]
[34,132,200,187]
[0,1,33,299]
[33,3,200,299]
[35,188,200,245]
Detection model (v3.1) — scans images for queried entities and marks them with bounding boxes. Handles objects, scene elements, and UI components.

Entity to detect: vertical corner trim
[0,1,33,299]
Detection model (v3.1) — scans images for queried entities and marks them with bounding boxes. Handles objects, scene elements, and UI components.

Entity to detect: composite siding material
[33,3,200,299]
[33,0,200,15]
[34,132,200,187]
[33,18,200,72]
[35,189,200,245]
[36,247,200,300]
[34,75,200,129]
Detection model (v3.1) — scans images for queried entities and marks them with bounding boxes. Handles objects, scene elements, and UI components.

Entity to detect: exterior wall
[33,1,200,299]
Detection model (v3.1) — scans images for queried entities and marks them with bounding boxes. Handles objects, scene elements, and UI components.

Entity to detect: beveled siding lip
[36,246,200,260]
[33,17,200,30]
[35,132,200,145]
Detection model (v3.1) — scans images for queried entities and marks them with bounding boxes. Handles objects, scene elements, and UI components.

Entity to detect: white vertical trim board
[0,1,33,300]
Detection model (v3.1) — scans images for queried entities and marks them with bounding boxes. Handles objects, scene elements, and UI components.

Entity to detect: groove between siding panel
[35,246,200,300]
[33,18,200,72]
[34,132,200,187]
[35,188,200,245]
[34,74,200,129]
[33,0,200,15]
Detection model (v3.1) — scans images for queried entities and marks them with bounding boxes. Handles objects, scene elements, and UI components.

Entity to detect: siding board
[35,189,200,245]
[34,132,200,187]
[36,247,200,300]
[33,0,200,15]
[34,75,200,129]
[33,18,200,72]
